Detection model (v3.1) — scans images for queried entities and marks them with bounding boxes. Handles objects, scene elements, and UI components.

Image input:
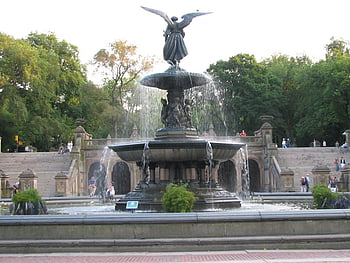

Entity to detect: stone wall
[0,210,349,252]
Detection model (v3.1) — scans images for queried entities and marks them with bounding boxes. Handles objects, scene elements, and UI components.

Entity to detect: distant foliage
[161,183,197,212]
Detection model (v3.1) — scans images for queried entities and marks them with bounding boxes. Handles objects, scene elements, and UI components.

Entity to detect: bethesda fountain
[109,6,245,211]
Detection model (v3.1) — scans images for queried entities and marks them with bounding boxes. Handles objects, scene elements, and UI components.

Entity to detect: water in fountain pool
[49,201,306,215]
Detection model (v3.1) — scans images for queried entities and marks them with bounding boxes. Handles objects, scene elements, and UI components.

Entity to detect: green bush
[311,184,339,208]
[11,189,47,215]
[161,183,198,212]
[12,189,42,205]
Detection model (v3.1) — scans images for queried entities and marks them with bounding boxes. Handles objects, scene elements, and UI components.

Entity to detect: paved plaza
[2,250,350,263]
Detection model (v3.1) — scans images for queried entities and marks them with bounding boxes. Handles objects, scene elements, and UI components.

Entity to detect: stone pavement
[1,250,350,263]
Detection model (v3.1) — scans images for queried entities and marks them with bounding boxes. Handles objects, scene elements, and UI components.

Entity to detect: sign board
[126,201,139,210]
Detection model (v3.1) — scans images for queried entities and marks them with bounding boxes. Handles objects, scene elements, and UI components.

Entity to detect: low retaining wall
[1,210,350,252]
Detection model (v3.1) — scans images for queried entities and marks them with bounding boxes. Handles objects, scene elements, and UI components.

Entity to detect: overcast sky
[1,0,350,84]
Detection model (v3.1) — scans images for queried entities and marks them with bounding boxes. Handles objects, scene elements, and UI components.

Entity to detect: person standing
[300,177,306,192]
[88,177,96,197]
[305,174,310,192]
[334,158,340,172]
[340,157,346,168]
[282,138,287,148]
[328,177,338,192]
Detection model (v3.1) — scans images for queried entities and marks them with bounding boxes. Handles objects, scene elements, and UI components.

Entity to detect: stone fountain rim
[108,139,246,151]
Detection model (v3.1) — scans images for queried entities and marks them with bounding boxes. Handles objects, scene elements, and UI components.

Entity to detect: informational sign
[126,201,139,210]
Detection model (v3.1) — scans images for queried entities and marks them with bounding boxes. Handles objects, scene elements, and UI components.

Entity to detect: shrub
[11,189,47,215]
[311,184,339,209]
[161,183,198,212]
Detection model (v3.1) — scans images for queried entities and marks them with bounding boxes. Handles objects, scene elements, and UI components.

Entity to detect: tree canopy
[205,38,350,147]
[1,32,350,151]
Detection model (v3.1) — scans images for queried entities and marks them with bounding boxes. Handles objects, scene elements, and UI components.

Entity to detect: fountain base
[115,182,241,212]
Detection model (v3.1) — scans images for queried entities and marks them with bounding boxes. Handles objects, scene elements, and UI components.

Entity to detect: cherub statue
[141,6,211,66]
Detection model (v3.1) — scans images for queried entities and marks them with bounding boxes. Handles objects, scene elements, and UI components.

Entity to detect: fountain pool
[49,201,308,215]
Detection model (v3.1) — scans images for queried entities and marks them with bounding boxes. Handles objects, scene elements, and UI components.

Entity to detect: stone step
[0,152,73,197]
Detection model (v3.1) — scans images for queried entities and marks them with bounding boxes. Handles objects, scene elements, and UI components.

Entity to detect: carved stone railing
[271,155,282,190]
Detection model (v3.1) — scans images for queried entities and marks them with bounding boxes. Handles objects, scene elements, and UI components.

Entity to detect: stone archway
[249,159,260,192]
[112,162,131,194]
[218,160,237,192]
[88,162,106,195]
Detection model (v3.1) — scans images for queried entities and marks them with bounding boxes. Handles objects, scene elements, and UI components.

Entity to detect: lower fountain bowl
[108,139,245,163]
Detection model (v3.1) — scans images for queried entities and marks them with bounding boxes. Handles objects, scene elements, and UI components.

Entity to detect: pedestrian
[328,177,338,192]
[300,176,306,192]
[334,158,340,172]
[240,130,246,136]
[282,138,287,148]
[287,138,291,147]
[88,177,96,197]
[305,174,310,192]
[340,157,346,168]
[67,141,73,152]
[106,185,115,200]
[323,140,327,147]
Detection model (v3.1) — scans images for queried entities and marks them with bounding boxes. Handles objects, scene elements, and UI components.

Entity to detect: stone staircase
[276,147,350,191]
[0,152,72,197]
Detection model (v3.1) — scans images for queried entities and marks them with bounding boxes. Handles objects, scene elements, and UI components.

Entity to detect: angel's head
[171,16,178,22]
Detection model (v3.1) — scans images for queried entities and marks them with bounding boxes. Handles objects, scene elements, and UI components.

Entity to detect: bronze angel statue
[141,6,211,66]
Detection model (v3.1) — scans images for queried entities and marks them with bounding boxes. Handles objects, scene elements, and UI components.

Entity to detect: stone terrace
[0,152,72,196]
[276,146,350,190]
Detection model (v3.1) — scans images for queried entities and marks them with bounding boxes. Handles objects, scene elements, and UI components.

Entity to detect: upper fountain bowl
[140,66,211,90]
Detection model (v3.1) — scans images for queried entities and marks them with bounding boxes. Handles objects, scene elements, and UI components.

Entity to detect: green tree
[326,37,350,58]
[0,32,88,151]
[296,54,350,145]
[93,40,154,137]
[264,55,312,145]
[207,54,278,135]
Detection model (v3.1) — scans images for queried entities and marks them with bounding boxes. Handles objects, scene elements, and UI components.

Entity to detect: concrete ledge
[1,210,350,252]
[1,234,350,253]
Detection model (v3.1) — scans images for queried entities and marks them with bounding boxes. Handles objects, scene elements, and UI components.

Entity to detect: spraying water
[142,142,150,184]
[239,144,250,199]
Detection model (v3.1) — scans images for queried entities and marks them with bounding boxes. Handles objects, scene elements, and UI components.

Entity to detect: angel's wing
[179,12,212,28]
[141,6,173,25]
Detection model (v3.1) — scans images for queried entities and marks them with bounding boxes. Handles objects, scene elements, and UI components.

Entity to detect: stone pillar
[18,169,38,191]
[345,130,350,146]
[259,116,275,191]
[186,167,197,181]
[0,170,11,198]
[280,169,294,191]
[149,164,156,183]
[159,165,169,182]
[55,172,69,196]
[339,167,350,192]
[311,165,331,186]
